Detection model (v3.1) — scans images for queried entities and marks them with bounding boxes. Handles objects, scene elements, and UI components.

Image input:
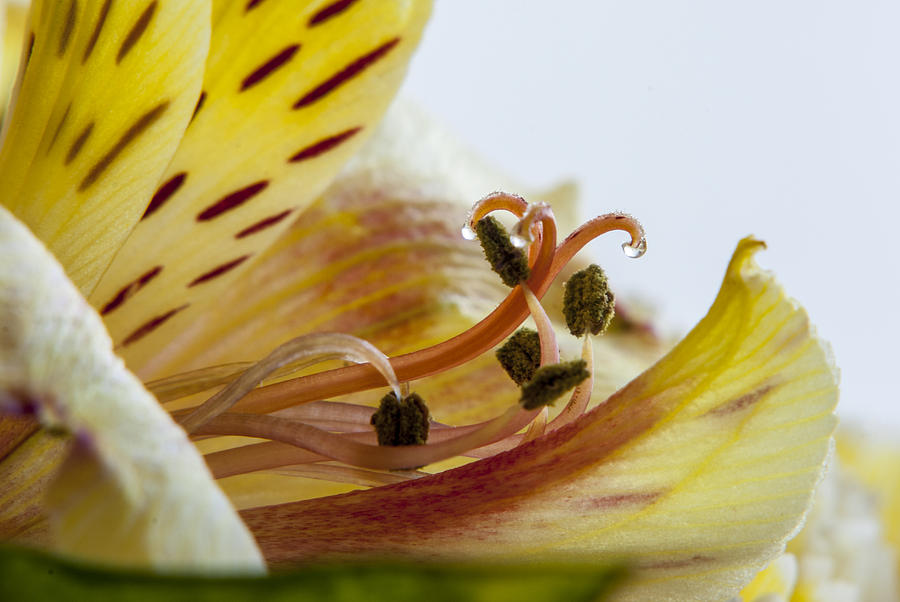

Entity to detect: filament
[548,335,595,431]
[179,332,401,433]
[196,406,537,471]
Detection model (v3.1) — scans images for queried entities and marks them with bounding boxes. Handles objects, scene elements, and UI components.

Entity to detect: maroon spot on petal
[47,102,72,153]
[707,383,777,417]
[65,122,94,165]
[235,209,293,238]
[245,0,266,11]
[58,0,78,57]
[642,555,713,571]
[241,44,301,91]
[190,91,207,123]
[308,0,360,27]
[82,0,112,63]
[26,32,35,68]
[188,255,251,287]
[121,304,188,347]
[117,1,157,64]
[142,172,186,219]
[585,491,660,510]
[292,38,400,109]
[196,181,269,221]
[79,100,169,191]
[288,127,361,163]
[100,265,163,315]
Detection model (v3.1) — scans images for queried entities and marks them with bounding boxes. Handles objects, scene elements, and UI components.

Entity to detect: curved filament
[196,406,537,471]
[179,333,401,433]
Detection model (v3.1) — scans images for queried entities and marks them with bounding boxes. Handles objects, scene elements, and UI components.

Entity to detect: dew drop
[461,223,476,240]
[622,238,647,259]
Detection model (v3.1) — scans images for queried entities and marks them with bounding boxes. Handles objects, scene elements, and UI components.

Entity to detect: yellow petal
[739,553,797,601]
[1,0,27,121]
[240,238,837,602]
[0,0,210,295]
[91,1,432,374]
[0,206,263,572]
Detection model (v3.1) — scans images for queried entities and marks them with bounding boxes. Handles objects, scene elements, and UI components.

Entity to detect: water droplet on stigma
[622,238,647,258]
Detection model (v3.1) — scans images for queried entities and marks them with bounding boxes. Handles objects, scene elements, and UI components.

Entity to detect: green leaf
[0,545,625,602]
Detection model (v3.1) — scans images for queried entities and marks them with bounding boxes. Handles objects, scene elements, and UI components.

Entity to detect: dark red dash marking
[293,38,400,109]
[708,384,776,416]
[82,0,112,63]
[47,103,72,152]
[26,33,35,68]
[289,127,360,162]
[196,181,269,221]
[122,304,188,346]
[142,172,186,219]
[235,209,293,238]
[188,255,251,287]
[100,265,162,315]
[58,0,77,57]
[190,91,207,123]
[308,0,360,27]
[117,1,157,64]
[245,0,266,11]
[79,101,169,191]
[241,44,301,91]
[65,122,94,165]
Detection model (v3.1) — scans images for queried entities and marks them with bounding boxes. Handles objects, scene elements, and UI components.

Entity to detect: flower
[0,1,842,599]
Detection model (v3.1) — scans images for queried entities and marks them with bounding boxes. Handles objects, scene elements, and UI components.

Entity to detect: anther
[475,216,530,287]
[520,360,590,410]
[563,264,615,337]
[496,328,541,385]
[370,392,430,446]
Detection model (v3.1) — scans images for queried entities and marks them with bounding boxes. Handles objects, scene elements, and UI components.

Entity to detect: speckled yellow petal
[0,0,210,295]
[91,1,431,374]
[241,238,838,602]
[0,0,27,121]
[0,206,263,571]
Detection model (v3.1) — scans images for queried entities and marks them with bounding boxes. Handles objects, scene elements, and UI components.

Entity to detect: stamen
[270,463,426,488]
[475,216,530,287]
[178,332,401,433]
[563,264,615,337]
[147,362,253,403]
[548,336,595,431]
[521,407,549,443]
[225,203,558,415]
[225,211,641,416]
[496,328,541,385]
[195,405,538,471]
[522,283,560,365]
[520,360,590,410]
[370,392,430,446]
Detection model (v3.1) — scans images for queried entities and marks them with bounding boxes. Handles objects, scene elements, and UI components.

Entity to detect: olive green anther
[520,360,590,410]
[563,264,615,336]
[496,328,542,386]
[475,216,530,287]
[370,392,430,446]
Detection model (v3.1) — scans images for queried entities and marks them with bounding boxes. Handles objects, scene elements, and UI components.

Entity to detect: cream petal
[0,206,263,571]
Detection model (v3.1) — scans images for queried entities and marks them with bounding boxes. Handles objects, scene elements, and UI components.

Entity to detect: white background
[401,1,900,427]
